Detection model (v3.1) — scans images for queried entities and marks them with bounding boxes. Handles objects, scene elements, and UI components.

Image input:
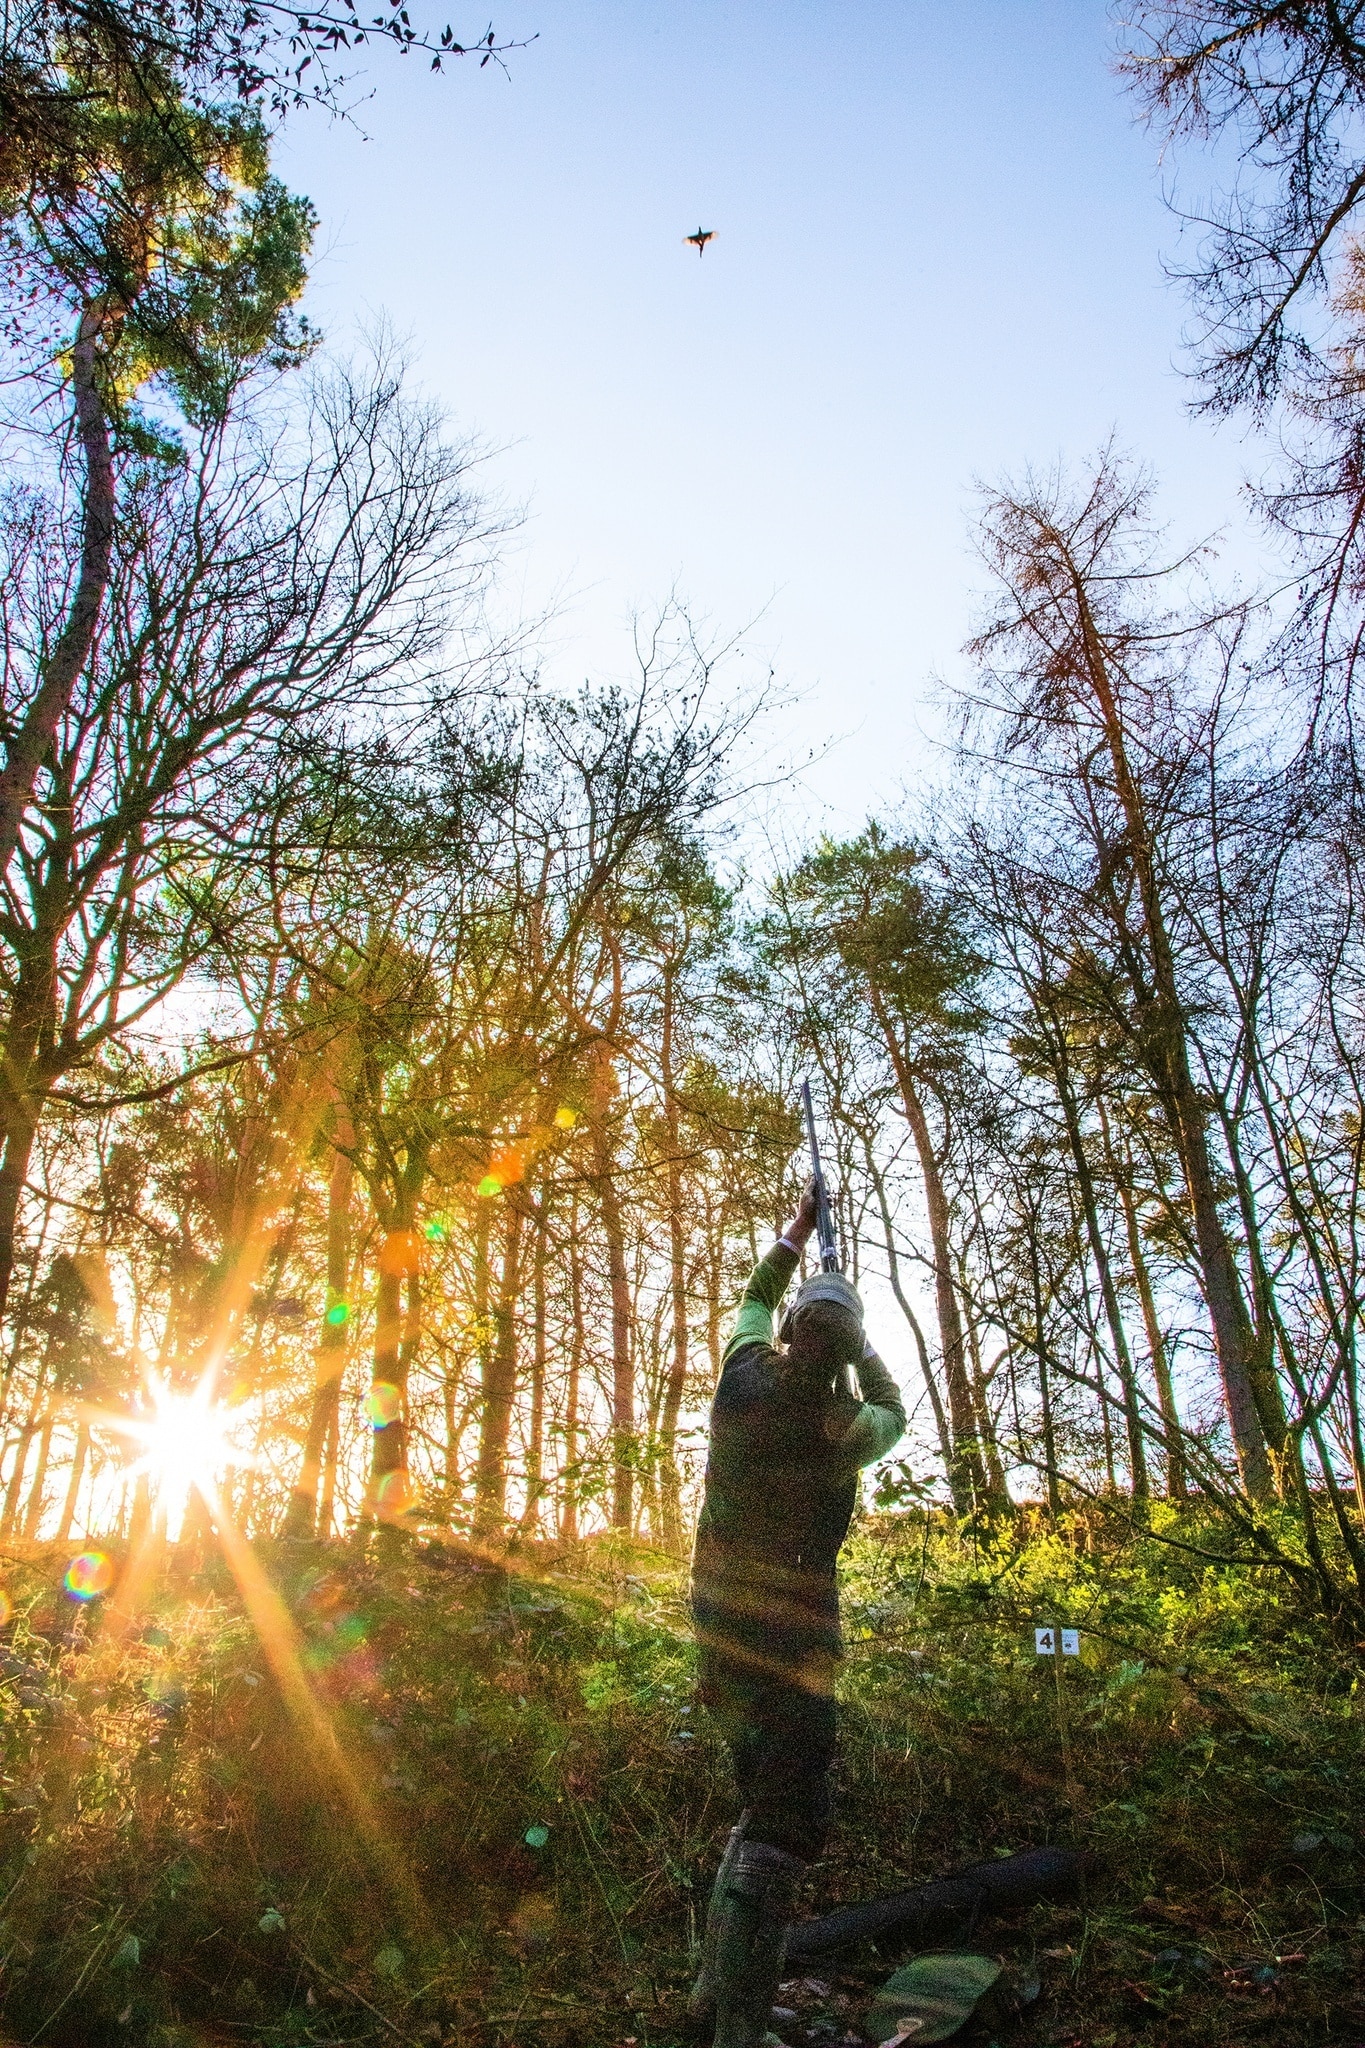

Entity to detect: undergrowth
[0,1505,1359,2047]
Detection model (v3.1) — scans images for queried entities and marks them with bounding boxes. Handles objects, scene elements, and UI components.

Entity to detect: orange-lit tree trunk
[369,1237,409,1516]
[474,1200,525,1534]
[368,1139,429,1523]
[286,1117,354,1538]
[592,1113,635,1532]
[520,1192,549,1533]
[56,1422,89,1543]
[559,1200,583,1540]
[658,958,691,1550]
[0,1365,47,1539]
[20,1397,56,1541]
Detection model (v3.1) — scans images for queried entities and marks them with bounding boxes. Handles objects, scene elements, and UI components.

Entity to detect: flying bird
[684,226,717,257]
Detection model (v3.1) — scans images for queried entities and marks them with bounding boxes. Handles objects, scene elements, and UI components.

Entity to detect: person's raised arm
[840,1336,907,1467]
[721,1181,820,1367]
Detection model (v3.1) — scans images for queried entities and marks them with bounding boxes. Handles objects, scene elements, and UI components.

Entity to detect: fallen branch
[786,1845,1092,1957]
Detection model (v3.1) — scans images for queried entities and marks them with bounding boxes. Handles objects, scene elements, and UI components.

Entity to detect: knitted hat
[792,1271,863,1324]
[779,1270,864,1353]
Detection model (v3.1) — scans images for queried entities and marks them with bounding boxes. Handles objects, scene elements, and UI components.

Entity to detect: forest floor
[0,1505,1360,2048]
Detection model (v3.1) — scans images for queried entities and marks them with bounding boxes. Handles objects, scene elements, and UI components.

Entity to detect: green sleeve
[722,1241,800,1365]
[840,1342,907,1468]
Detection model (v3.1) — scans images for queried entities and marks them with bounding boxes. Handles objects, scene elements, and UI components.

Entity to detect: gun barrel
[800,1079,841,1273]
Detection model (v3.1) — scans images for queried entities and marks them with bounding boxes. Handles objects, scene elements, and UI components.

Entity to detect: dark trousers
[699,1649,837,1862]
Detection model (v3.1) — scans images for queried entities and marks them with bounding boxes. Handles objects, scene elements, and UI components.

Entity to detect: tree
[1,0,527,165]
[970,455,1286,1499]
[1119,7,1365,721]
[769,828,1004,1515]
[0,49,316,882]
[1120,4,1365,418]
[0,345,496,1321]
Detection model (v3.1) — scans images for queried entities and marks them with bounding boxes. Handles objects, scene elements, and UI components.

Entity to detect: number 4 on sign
[1035,1627,1079,1656]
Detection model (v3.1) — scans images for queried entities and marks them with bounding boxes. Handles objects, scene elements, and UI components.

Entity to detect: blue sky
[276,0,1257,824]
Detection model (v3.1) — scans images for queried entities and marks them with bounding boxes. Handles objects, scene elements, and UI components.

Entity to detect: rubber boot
[710,1839,805,2048]
[687,1807,751,2024]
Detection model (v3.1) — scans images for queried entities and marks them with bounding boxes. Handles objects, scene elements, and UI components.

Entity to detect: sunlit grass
[0,1512,1359,2045]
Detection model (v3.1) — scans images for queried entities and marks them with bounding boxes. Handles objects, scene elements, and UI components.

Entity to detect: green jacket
[691,1242,907,1667]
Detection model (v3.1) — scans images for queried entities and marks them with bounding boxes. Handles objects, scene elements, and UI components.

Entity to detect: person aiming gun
[688,1109,906,2048]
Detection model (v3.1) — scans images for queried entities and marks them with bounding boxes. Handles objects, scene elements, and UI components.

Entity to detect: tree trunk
[1073,593,1276,1497]
[475,1201,525,1534]
[787,1847,1091,1959]
[1044,1018,1149,1498]
[318,1400,340,1540]
[442,1358,459,1524]
[865,1141,952,1473]
[368,1140,429,1520]
[705,1204,724,1382]
[560,1201,583,1541]
[285,1126,353,1539]
[20,1399,56,1542]
[659,961,690,1550]
[1099,1101,1186,1497]
[56,1422,89,1543]
[367,1243,405,1508]
[1,1372,46,1539]
[592,1116,635,1532]
[961,1271,1010,1501]
[871,1002,988,1512]
[1023,1202,1063,1518]
[0,303,116,881]
[0,1097,43,1329]
[520,1194,548,1534]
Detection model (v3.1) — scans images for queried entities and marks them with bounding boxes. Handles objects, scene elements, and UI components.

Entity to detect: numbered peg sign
[1034,1627,1079,1656]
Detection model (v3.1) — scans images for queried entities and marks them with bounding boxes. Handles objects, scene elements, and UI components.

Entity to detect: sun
[110,1370,245,1539]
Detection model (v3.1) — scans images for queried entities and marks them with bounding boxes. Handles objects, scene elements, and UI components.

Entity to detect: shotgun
[800,1079,841,1274]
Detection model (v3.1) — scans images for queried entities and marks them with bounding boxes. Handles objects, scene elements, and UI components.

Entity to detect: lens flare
[477,1175,501,1198]
[366,1382,401,1429]
[554,1105,577,1130]
[65,1550,115,1600]
[377,1231,420,1277]
[374,1469,412,1516]
[0,1589,12,1626]
[326,1301,350,1326]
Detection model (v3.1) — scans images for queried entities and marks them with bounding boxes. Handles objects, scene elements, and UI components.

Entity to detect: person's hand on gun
[782,1177,821,1253]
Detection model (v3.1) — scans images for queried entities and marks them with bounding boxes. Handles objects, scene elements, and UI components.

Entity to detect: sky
[275,0,1258,830]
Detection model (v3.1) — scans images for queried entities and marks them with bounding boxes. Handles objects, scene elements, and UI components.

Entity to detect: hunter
[689,1180,906,2048]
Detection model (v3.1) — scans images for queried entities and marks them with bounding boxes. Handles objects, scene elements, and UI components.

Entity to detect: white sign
[1034,1627,1079,1657]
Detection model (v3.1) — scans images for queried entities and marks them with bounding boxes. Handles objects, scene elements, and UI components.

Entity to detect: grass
[0,1504,1359,2047]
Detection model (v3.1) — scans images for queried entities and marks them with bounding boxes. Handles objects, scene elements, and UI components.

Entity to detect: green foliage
[779,825,987,1044]
[0,1515,1360,2045]
[2,29,316,433]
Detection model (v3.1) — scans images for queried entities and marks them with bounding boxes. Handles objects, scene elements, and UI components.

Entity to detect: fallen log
[786,1845,1091,1957]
